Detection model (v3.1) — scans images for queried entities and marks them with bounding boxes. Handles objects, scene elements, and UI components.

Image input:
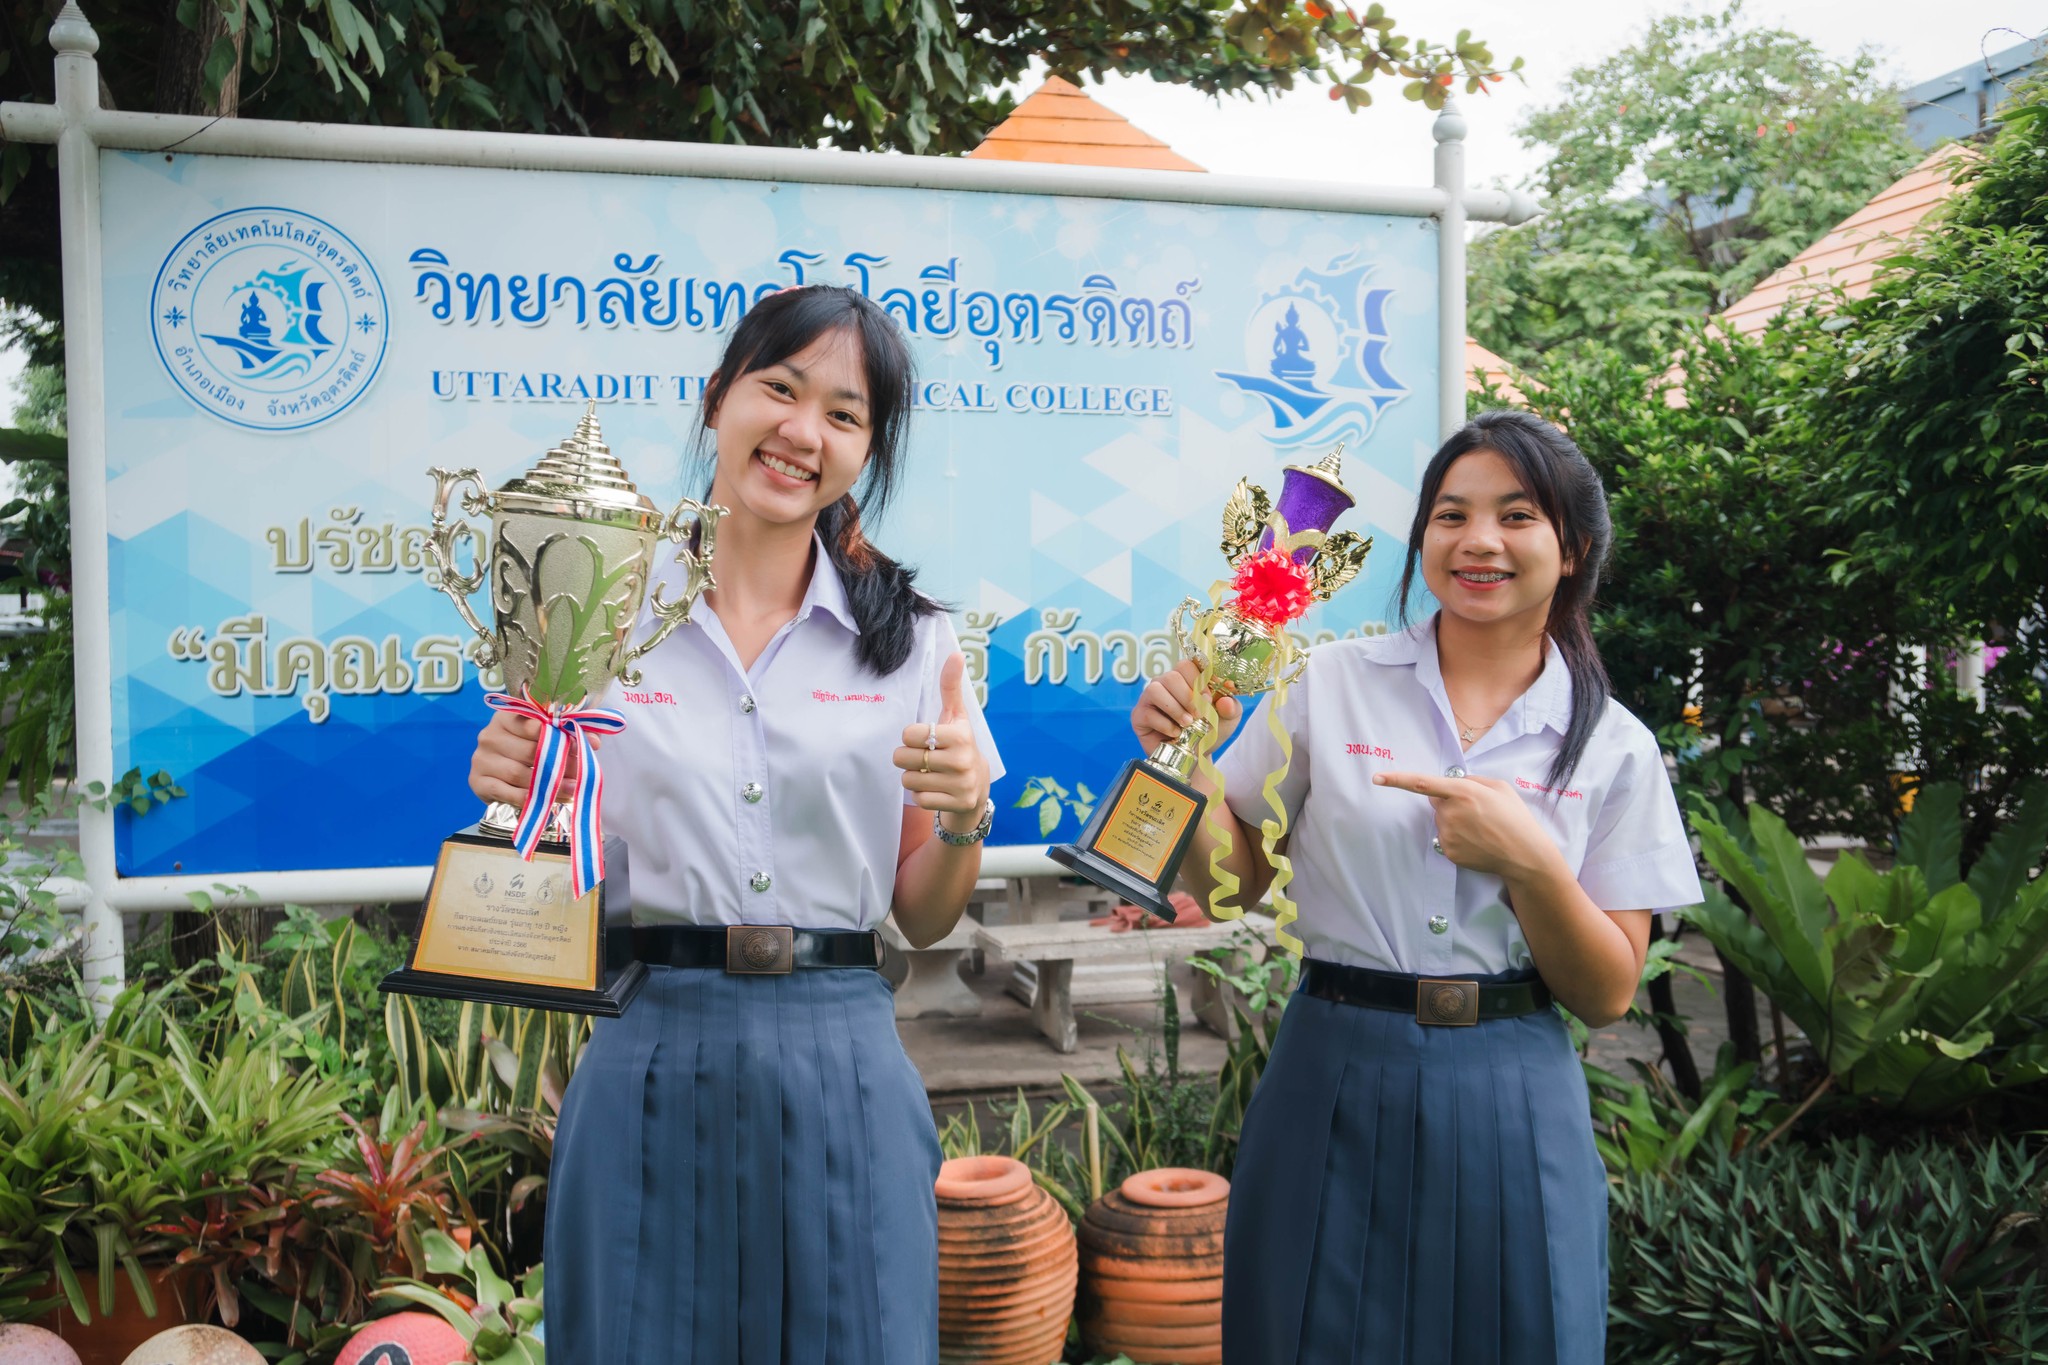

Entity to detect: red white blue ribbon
[485,690,628,898]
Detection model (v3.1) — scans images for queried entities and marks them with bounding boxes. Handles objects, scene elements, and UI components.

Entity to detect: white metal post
[48,3,123,1010]
[1434,99,1468,442]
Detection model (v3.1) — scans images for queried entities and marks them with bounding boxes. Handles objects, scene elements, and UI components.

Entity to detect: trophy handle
[614,496,729,687]
[427,467,501,670]
[1167,595,1204,664]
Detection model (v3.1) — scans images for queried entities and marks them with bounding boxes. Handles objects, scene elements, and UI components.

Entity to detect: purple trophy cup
[1258,444,1356,563]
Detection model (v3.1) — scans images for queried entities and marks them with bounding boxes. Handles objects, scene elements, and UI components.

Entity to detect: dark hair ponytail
[694,286,937,675]
[1395,409,1613,790]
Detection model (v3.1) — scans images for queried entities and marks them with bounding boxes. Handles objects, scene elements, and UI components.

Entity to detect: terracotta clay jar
[935,1155,1078,1365]
[1077,1167,1229,1365]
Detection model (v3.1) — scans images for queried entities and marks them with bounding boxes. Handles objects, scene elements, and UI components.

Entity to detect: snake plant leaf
[420,1227,468,1277]
[373,1282,479,1340]
[1822,850,1884,924]
[1966,780,2048,925]
[1897,782,1963,894]
[1931,1030,1993,1061]
[1826,922,1897,998]
[468,1242,515,1314]
[1891,882,1980,978]
[1693,806,1831,1002]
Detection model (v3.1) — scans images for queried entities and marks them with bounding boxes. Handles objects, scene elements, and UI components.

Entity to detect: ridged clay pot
[935,1155,1077,1365]
[1078,1167,1229,1365]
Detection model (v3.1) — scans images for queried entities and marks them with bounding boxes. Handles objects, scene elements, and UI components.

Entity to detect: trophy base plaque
[1049,756,1205,921]
[380,829,645,1017]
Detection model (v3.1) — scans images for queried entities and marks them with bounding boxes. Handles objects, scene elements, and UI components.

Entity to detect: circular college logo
[150,206,388,432]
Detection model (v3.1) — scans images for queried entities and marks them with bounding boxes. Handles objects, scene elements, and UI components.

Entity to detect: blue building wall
[1904,35,2047,148]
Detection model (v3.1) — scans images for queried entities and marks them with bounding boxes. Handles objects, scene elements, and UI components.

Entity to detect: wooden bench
[973,913,1278,1052]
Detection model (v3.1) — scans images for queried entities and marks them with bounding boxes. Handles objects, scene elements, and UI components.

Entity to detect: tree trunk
[1646,958,1702,1100]
[153,0,244,118]
[1717,941,1763,1066]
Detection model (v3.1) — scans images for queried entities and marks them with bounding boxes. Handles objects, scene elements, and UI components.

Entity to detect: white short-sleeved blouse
[596,536,1004,930]
[1212,616,1701,976]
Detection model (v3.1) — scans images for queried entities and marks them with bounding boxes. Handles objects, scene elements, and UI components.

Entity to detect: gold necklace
[1450,707,1496,746]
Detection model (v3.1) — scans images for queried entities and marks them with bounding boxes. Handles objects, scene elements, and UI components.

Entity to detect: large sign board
[98,151,1442,876]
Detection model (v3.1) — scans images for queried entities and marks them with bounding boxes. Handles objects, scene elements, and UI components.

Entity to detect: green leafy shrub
[1190,924,1298,1174]
[1587,1049,1778,1177]
[1686,782,2048,1115]
[1608,1136,2048,1362]
[0,979,353,1327]
[375,1228,545,1365]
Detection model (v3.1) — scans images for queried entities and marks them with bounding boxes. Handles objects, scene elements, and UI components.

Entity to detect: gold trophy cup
[380,404,725,1015]
[1050,447,1370,919]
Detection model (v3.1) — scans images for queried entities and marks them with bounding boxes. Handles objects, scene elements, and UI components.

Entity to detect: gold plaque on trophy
[409,840,602,991]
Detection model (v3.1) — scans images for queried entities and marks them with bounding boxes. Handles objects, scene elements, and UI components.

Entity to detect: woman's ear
[703,371,723,429]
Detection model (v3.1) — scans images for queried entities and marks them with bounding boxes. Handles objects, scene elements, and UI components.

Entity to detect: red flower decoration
[1231,548,1316,627]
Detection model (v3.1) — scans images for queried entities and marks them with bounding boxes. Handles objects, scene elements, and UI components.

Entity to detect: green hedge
[1609,1136,2047,1362]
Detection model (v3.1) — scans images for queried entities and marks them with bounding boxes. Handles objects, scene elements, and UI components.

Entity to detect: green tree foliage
[0,0,1514,332]
[1803,91,2048,863]
[1468,1,1919,372]
[0,364,71,802]
[1500,320,1932,845]
[1780,81,2048,861]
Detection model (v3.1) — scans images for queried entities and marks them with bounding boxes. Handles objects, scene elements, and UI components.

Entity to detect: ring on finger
[925,722,939,751]
[919,750,931,774]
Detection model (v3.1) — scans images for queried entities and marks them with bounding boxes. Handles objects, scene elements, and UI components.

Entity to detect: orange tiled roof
[973,77,1505,391]
[968,75,1205,172]
[1466,337,1534,404]
[1720,147,1971,335]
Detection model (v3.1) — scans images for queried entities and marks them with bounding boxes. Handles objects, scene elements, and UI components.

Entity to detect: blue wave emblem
[1217,253,1407,448]
[200,259,332,375]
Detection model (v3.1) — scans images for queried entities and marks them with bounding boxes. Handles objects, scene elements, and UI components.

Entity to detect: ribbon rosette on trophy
[1050,446,1370,951]
[380,404,725,1015]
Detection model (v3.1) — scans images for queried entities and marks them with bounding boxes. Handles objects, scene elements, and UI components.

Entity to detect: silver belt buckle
[1416,978,1479,1026]
[726,924,794,974]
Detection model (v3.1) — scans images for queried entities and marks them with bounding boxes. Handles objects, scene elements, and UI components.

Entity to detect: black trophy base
[1048,755,1206,923]
[379,828,646,1017]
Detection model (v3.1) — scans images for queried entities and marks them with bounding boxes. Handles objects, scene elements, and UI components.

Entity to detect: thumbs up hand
[895,651,991,834]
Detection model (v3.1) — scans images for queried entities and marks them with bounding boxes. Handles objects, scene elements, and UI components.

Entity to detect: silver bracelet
[934,801,994,846]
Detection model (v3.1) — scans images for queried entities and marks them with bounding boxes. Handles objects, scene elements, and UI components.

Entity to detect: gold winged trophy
[1051,446,1370,942]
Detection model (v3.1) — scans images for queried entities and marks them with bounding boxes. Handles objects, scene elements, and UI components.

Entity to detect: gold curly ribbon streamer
[1194,516,1322,954]
[1257,664,1305,955]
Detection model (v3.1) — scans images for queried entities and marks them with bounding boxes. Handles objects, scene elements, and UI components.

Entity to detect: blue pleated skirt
[543,965,942,1365]
[1222,973,1607,1365]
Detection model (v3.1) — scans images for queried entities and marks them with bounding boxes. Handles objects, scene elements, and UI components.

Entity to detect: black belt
[632,925,884,975]
[1300,959,1552,1026]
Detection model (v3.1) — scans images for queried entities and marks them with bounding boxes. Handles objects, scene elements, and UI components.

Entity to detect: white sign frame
[2,2,1535,994]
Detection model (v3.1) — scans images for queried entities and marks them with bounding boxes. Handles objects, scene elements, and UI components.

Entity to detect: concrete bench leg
[892,946,984,1019]
[1029,959,1078,1053]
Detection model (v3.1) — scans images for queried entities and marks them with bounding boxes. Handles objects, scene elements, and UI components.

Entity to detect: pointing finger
[1373,770,1462,799]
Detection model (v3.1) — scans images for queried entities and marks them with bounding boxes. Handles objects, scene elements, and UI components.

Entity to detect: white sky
[2,1,2040,450]
[1088,1,2042,189]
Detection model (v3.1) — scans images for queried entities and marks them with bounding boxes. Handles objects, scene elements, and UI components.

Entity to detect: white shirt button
[742,782,764,804]
[1428,915,1450,935]
[1444,764,1467,779]
[740,694,757,714]
[750,871,772,892]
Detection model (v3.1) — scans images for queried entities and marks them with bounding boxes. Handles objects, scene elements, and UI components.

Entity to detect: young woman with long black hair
[1133,410,1700,1363]
[468,287,1001,1364]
